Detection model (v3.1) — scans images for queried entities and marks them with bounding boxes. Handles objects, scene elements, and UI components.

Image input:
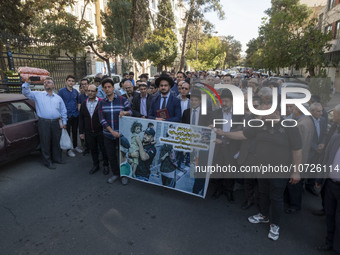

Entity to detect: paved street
[0,152,329,255]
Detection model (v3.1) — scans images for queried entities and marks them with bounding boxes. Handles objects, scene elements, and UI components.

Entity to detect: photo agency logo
[197,83,312,128]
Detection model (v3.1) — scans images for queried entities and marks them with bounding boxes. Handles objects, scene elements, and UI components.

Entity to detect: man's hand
[61,125,67,129]
[155,117,165,121]
[315,182,322,189]
[214,138,222,144]
[79,134,85,140]
[215,128,225,136]
[317,144,325,151]
[289,172,301,184]
[110,130,120,138]
[119,111,129,118]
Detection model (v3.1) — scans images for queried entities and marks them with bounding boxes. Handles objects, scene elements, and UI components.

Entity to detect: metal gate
[0,32,91,92]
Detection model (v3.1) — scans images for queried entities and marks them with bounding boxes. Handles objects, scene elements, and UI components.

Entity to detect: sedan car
[0,94,40,164]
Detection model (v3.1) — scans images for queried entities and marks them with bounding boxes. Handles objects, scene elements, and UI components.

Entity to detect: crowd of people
[21,69,340,253]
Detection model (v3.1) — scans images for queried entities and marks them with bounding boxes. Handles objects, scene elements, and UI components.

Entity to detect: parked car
[282,82,310,99]
[0,94,40,164]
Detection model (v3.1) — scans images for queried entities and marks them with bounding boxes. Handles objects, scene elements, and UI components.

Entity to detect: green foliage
[247,0,332,76]
[186,36,224,70]
[133,28,178,69]
[157,0,176,30]
[221,36,242,68]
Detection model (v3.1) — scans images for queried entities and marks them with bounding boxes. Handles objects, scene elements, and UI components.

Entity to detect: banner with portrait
[119,116,216,198]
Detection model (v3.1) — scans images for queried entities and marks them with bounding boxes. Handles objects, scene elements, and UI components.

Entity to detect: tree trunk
[0,41,6,80]
[308,67,315,77]
[106,59,111,76]
[179,0,195,71]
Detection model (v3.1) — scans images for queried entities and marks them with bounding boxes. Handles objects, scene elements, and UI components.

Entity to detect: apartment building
[319,0,340,92]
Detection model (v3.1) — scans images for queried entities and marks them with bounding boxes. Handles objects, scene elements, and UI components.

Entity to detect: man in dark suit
[182,89,211,126]
[79,85,109,175]
[182,89,212,195]
[148,75,181,123]
[305,102,328,195]
[211,89,244,201]
[131,83,153,118]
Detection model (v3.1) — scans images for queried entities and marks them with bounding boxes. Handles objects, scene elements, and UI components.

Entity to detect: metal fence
[0,32,91,91]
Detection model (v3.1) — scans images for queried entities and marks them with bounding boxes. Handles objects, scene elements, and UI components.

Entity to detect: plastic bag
[60,129,73,150]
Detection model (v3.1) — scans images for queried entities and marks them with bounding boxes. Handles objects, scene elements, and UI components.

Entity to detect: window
[328,0,336,10]
[87,8,92,22]
[336,21,340,39]
[325,24,332,34]
[10,102,36,124]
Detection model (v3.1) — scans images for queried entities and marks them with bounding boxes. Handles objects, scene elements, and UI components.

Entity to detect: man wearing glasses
[22,77,67,169]
[79,85,110,175]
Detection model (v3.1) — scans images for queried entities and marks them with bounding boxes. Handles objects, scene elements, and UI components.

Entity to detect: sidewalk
[326,92,340,110]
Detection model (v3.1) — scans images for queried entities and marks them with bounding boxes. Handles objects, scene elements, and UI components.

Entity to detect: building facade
[319,0,340,92]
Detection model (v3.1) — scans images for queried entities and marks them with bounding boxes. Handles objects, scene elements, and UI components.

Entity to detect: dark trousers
[161,174,176,188]
[104,137,119,175]
[285,180,303,210]
[86,132,109,167]
[258,178,287,225]
[193,178,205,195]
[325,180,340,254]
[244,178,258,203]
[66,115,78,148]
[38,118,62,166]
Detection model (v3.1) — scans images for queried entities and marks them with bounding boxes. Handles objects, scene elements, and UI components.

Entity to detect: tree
[179,0,225,71]
[157,0,176,30]
[134,28,178,71]
[220,36,242,69]
[186,35,224,70]
[88,0,150,75]
[254,0,332,76]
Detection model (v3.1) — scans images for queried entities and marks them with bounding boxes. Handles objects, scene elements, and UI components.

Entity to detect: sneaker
[74,147,83,153]
[121,177,129,185]
[248,213,270,224]
[67,150,76,157]
[268,224,280,241]
[107,175,119,184]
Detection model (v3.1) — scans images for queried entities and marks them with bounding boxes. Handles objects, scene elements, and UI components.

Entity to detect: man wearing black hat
[211,89,244,202]
[134,127,157,181]
[148,75,181,123]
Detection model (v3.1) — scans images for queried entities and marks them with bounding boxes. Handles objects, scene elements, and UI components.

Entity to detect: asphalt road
[0,151,330,255]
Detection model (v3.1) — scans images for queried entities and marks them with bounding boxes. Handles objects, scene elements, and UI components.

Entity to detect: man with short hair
[178,81,190,116]
[171,71,186,96]
[148,75,181,122]
[22,77,67,169]
[79,84,109,175]
[129,71,135,86]
[132,83,153,118]
[78,79,89,106]
[98,78,132,185]
[122,79,138,104]
[149,83,158,96]
[58,75,82,157]
[316,104,340,254]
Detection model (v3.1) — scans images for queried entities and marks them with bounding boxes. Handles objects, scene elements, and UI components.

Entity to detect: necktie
[161,96,166,109]
[192,109,196,125]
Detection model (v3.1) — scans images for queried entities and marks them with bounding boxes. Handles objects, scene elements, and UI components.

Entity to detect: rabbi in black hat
[134,127,157,181]
[148,75,181,122]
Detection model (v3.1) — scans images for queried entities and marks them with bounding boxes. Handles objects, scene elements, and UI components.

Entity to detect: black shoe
[211,189,223,200]
[103,166,109,175]
[225,191,235,202]
[317,244,332,251]
[312,209,325,216]
[306,186,319,196]
[83,149,89,156]
[53,160,65,164]
[89,166,99,174]
[285,208,300,214]
[241,200,254,210]
[47,163,56,169]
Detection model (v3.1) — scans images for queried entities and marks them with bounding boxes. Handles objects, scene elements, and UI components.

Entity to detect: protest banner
[119,116,216,198]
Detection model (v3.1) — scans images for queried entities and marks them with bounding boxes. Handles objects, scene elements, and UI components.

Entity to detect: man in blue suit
[148,75,181,123]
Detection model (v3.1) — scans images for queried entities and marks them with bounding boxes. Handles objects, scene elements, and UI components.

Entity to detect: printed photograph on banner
[119,116,215,198]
